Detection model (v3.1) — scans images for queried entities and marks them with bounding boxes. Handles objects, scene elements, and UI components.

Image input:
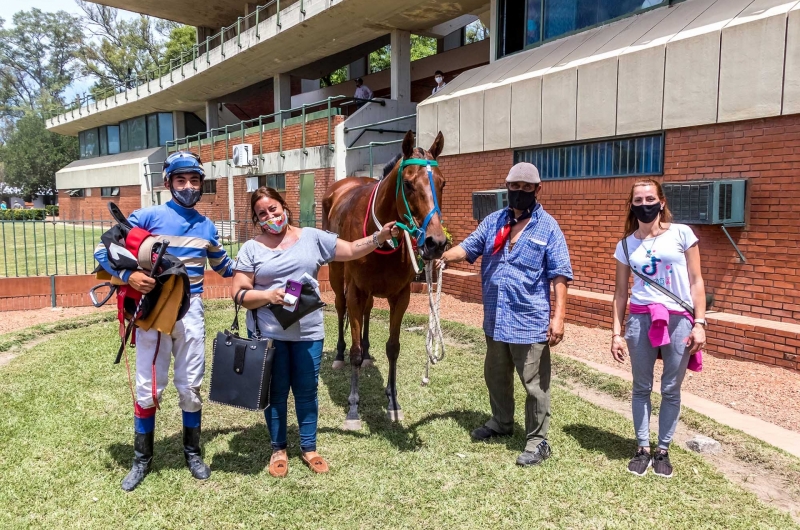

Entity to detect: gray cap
[505,162,541,184]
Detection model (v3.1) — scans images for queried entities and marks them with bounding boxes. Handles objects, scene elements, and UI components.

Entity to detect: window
[147,114,159,149]
[498,0,670,59]
[99,127,108,156]
[127,116,147,151]
[202,180,216,195]
[79,128,100,159]
[119,121,129,152]
[107,125,120,154]
[158,113,174,146]
[67,189,84,198]
[514,133,663,180]
[101,187,120,197]
[258,174,286,191]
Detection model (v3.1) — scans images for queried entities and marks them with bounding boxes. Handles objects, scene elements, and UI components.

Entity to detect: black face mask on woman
[631,203,662,224]
[508,189,537,211]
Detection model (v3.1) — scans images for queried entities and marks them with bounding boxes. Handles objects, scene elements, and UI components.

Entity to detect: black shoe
[516,440,551,466]
[183,426,211,480]
[627,447,651,477]
[652,450,673,478]
[470,425,507,441]
[121,431,154,492]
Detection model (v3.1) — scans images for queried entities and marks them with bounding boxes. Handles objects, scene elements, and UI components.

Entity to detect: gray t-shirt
[234,228,338,341]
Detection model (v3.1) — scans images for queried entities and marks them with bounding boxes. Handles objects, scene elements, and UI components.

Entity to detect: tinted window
[128,117,147,151]
[158,113,174,146]
[99,127,108,156]
[119,121,129,152]
[107,126,120,154]
[147,114,159,149]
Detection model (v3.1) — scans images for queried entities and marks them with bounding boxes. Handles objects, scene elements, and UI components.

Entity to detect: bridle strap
[396,158,442,248]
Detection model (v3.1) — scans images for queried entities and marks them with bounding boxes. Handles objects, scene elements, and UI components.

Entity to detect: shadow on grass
[108,424,298,475]
[562,423,633,461]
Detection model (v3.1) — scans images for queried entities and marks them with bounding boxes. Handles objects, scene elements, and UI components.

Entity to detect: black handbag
[209,290,275,411]
[267,282,326,330]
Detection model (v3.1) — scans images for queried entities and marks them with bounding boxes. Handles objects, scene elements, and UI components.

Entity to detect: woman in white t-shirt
[611,179,707,479]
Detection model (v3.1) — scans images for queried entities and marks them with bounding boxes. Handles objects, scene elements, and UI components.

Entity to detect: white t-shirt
[613,223,698,312]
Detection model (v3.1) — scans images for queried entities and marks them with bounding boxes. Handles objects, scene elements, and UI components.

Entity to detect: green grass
[0,307,796,529]
[0,221,244,278]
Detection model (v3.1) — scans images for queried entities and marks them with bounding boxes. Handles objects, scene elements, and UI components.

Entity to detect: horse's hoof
[387,410,404,422]
[332,360,345,370]
[342,419,362,431]
[361,358,374,368]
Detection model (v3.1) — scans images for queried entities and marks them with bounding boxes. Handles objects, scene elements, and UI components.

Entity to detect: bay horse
[322,130,447,429]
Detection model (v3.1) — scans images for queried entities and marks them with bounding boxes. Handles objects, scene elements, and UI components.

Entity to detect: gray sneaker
[627,448,651,476]
[470,425,506,441]
[516,440,551,466]
[652,450,673,478]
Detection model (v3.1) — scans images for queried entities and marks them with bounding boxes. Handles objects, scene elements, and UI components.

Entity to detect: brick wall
[438,114,800,327]
[58,185,141,221]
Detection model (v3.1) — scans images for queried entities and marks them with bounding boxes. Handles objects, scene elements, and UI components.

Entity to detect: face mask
[259,211,288,234]
[631,203,662,224]
[435,76,443,84]
[171,187,202,208]
[508,189,537,211]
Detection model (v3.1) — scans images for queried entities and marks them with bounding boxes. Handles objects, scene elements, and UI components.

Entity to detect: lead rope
[422,260,445,386]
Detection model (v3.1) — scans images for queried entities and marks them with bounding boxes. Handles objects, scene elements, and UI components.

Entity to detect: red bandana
[491,208,533,255]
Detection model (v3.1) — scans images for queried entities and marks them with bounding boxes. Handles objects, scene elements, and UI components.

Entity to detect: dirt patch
[0,306,108,335]
[563,378,800,523]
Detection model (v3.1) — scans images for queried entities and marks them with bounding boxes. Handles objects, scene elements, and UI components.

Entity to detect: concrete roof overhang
[89,0,289,29]
[51,0,489,135]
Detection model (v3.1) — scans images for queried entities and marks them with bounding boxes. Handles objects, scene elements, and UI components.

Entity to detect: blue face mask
[172,187,202,208]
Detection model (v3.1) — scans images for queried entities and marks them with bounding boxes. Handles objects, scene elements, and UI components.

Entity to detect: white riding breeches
[134,295,205,412]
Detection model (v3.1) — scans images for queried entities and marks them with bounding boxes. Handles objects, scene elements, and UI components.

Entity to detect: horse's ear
[429,131,444,160]
[402,130,415,159]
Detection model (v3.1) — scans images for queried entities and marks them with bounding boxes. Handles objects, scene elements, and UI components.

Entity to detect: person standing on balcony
[432,70,447,95]
[94,151,234,492]
[354,77,373,107]
[436,162,572,467]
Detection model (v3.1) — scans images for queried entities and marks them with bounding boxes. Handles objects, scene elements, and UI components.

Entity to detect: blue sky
[2,1,140,98]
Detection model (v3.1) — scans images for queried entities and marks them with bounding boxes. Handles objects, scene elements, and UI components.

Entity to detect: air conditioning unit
[663,179,747,226]
[472,189,508,221]
[232,143,253,167]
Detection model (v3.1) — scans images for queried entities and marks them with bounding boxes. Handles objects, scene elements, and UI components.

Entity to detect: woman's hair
[623,179,673,237]
[250,186,293,226]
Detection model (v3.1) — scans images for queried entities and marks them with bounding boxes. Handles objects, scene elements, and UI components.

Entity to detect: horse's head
[395,129,447,261]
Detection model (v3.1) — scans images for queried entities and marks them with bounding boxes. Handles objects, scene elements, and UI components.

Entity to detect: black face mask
[631,203,662,224]
[172,187,203,208]
[508,189,537,211]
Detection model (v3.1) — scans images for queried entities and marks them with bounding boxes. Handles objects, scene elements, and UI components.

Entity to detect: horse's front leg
[344,286,368,431]
[361,295,374,368]
[385,286,410,422]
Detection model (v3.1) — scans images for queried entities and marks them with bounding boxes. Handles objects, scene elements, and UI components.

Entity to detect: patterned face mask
[259,211,288,234]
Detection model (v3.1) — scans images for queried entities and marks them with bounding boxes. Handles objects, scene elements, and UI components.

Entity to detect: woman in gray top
[232,187,397,477]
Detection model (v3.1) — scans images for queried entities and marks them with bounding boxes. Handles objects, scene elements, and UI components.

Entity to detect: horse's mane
[381,153,403,180]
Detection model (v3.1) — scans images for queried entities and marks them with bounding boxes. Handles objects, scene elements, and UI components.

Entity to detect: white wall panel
[541,69,577,144]
[510,77,542,148]
[459,91,484,154]
[416,102,438,151]
[617,45,666,135]
[437,98,460,156]
[663,31,720,129]
[577,58,617,140]
[783,5,800,113]
[483,85,511,151]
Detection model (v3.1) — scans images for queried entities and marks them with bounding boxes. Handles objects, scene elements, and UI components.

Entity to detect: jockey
[94,151,233,491]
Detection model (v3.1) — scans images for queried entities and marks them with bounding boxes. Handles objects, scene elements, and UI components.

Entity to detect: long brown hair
[623,179,673,237]
[250,186,293,226]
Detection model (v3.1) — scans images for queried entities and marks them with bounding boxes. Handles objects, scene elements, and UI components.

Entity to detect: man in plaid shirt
[438,162,572,466]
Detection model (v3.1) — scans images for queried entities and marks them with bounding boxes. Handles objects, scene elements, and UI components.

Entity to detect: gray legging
[625,313,693,449]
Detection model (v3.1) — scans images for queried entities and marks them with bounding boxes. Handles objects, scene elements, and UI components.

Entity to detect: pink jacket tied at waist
[629,303,703,372]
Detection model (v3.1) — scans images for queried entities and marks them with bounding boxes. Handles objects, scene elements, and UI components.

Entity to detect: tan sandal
[269,450,288,478]
[301,451,329,474]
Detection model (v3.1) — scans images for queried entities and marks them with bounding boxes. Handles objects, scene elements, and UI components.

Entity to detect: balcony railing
[48,0,309,123]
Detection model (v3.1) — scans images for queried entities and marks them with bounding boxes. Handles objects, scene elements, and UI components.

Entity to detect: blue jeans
[264,339,324,453]
[625,313,693,449]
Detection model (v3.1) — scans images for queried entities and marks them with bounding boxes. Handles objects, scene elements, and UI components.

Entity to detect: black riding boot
[121,431,154,492]
[183,426,211,480]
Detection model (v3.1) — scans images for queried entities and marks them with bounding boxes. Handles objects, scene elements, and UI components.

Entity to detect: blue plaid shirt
[461,205,573,344]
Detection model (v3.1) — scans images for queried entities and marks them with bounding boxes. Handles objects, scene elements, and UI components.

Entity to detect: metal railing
[0,216,321,278]
[345,113,416,178]
[47,0,310,123]
[348,140,405,179]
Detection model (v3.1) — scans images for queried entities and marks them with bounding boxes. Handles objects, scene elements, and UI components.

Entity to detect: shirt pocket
[513,236,547,270]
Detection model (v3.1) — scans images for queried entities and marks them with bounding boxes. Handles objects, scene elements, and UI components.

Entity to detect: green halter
[393,158,441,257]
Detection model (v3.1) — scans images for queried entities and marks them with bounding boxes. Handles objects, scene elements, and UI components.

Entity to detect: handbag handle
[622,237,695,317]
[232,288,263,338]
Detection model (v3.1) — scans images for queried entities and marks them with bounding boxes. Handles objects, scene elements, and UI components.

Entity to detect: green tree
[368,35,437,74]
[163,25,197,67]
[0,9,83,119]
[0,111,78,197]
[465,21,489,44]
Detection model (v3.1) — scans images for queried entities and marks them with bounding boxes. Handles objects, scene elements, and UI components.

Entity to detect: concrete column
[172,111,186,140]
[347,57,368,80]
[274,73,292,117]
[489,0,498,63]
[390,30,411,102]
[205,101,219,131]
